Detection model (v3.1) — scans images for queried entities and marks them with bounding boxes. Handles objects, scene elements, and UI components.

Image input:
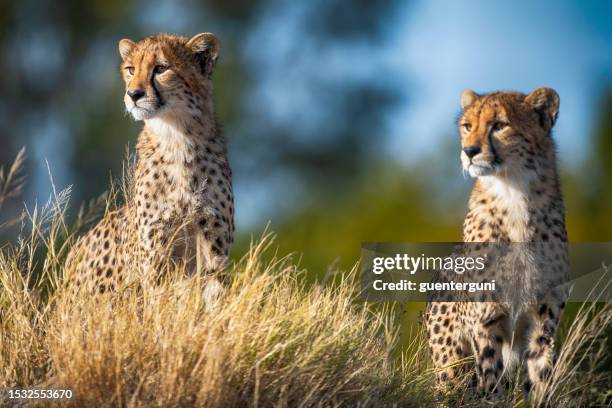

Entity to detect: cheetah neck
[142,108,220,164]
[134,102,228,210]
[479,175,530,241]
[473,164,563,242]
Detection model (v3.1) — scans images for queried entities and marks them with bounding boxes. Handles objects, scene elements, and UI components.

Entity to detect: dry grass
[46,240,424,406]
[0,151,610,407]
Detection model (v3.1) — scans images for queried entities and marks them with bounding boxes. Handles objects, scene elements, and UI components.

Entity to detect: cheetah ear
[525,87,560,130]
[118,39,135,61]
[187,32,220,77]
[460,89,479,109]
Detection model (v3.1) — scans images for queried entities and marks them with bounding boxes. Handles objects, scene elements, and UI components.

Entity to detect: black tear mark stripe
[488,129,502,165]
[480,95,502,165]
[150,69,164,107]
[148,45,164,107]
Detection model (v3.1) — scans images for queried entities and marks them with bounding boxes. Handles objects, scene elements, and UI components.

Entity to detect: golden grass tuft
[44,237,423,406]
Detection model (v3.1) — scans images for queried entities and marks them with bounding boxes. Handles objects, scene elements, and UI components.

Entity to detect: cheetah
[424,88,569,403]
[65,33,234,293]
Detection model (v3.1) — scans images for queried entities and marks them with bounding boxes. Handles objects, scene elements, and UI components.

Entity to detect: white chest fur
[146,117,198,165]
[480,175,530,242]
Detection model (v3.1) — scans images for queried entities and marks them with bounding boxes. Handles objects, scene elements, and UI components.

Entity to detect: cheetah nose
[463,145,481,159]
[127,89,146,102]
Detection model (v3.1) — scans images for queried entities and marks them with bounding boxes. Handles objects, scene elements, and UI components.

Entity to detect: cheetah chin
[129,105,159,121]
[467,163,496,178]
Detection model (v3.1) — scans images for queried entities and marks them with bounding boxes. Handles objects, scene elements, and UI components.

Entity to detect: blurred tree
[234,159,464,277]
[588,89,612,237]
[566,89,612,240]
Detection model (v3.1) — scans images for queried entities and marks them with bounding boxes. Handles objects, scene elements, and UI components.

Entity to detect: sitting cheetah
[424,88,569,402]
[65,33,234,292]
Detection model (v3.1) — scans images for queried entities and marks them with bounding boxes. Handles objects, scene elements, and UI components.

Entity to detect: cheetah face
[458,88,559,179]
[118,33,219,121]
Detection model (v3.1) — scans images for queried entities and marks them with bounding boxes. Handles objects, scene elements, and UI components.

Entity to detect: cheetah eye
[154,65,169,74]
[492,122,507,132]
[461,123,472,132]
[125,66,135,75]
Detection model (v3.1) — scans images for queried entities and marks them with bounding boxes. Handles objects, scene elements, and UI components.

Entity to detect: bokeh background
[1,0,611,283]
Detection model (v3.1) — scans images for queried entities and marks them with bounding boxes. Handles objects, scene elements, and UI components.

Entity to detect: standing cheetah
[66,33,234,292]
[424,88,569,402]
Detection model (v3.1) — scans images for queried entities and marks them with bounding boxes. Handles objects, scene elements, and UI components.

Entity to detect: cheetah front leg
[194,216,231,310]
[135,203,177,279]
[136,218,166,277]
[194,223,229,275]
[470,306,509,398]
[425,302,471,388]
[522,301,564,404]
[191,182,231,276]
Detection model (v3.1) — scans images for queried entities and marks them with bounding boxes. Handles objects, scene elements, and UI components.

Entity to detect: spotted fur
[65,33,234,293]
[425,88,569,402]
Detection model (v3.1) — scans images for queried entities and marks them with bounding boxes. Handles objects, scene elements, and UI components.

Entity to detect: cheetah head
[458,88,560,178]
[118,33,220,121]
